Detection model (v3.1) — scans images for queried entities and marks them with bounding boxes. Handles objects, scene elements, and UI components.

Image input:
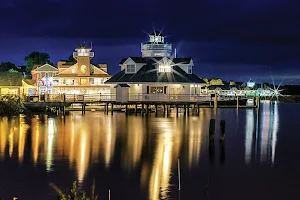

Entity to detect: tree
[229,80,236,85]
[0,62,16,72]
[8,68,19,73]
[24,52,52,72]
[209,78,224,85]
[0,72,23,86]
[68,55,76,62]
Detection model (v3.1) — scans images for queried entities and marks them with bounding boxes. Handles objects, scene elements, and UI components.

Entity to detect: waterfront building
[31,63,58,94]
[106,31,206,102]
[52,45,111,94]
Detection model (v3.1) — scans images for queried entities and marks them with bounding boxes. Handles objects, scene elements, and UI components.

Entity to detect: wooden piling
[155,104,158,116]
[125,104,128,116]
[176,104,179,117]
[220,120,225,142]
[146,104,149,115]
[197,104,200,116]
[163,104,166,116]
[106,103,109,115]
[214,95,218,108]
[141,104,144,115]
[187,104,190,116]
[184,104,186,116]
[135,104,138,115]
[209,119,215,141]
[111,103,114,115]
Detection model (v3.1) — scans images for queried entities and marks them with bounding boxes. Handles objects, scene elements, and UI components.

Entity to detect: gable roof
[120,57,148,64]
[119,57,192,65]
[106,61,205,84]
[32,64,58,72]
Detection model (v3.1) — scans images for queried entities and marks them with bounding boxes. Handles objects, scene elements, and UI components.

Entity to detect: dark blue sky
[0,0,299,84]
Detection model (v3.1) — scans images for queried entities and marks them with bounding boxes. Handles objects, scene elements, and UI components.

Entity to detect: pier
[23,93,260,116]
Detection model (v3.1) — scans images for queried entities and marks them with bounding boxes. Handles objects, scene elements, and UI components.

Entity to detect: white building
[106,31,206,102]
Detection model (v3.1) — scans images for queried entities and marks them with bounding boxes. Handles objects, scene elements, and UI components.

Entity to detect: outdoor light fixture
[158,65,172,72]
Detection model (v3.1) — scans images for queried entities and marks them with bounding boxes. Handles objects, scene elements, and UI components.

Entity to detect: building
[106,31,206,102]
[52,45,111,94]
[31,63,58,94]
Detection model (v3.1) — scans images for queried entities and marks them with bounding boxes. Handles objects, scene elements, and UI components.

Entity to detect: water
[0,101,299,200]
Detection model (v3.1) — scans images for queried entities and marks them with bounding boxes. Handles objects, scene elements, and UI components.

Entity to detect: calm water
[0,101,300,200]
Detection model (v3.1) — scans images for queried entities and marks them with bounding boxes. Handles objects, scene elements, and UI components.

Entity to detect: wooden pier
[23,93,260,116]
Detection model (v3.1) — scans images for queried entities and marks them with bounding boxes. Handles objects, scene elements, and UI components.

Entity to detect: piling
[146,104,149,115]
[187,104,190,116]
[135,104,138,116]
[220,120,225,142]
[176,104,179,117]
[209,119,215,141]
[197,104,200,116]
[141,104,144,116]
[163,104,166,116]
[125,104,128,116]
[214,95,218,108]
[155,104,158,116]
[184,104,186,116]
[111,103,114,115]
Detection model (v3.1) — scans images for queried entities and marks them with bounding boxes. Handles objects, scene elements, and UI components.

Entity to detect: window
[72,68,75,73]
[126,64,135,73]
[90,78,94,85]
[187,66,192,74]
[45,72,49,78]
[38,73,42,79]
[159,65,172,72]
[150,87,163,94]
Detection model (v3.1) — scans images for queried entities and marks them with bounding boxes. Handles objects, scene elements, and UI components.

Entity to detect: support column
[111,103,114,115]
[135,104,138,116]
[214,94,218,108]
[176,104,179,117]
[163,104,166,116]
[197,104,200,116]
[146,104,149,115]
[125,104,128,116]
[155,104,158,116]
[184,104,186,116]
[141,104,144,116]
[187,104,190,116]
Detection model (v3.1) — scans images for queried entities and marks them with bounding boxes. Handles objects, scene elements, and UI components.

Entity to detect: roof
[149,31,164,37]
[22,79,36,86]
[208,85,242,90]
[114,84,130,88]
[54,74,111,78]
[119,57,192,65]
[32,64,58,72]
[106,61,205,84]
[76,44,91,49]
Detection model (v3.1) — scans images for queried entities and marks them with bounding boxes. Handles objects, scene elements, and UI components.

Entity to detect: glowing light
[245,110,254,165]
[159,65,172,72]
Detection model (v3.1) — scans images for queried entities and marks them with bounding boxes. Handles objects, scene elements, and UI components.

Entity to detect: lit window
[150,87,163,94]
[72,69,75,73]
[45,72,49,77]
[159,65,172,72]
[126,64,135,73]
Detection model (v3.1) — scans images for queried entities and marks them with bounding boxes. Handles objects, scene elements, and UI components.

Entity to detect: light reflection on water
[0,101,287,199]
[244,101,279,165]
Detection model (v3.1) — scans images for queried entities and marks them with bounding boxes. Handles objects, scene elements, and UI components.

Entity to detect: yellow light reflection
[148,119,181,200]
[46,118,56,172]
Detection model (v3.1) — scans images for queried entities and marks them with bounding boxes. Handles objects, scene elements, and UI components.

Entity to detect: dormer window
[187,65,192,74]
[126,64,135,73]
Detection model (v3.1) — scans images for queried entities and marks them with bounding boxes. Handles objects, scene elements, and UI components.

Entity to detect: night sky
[1,0,299,84]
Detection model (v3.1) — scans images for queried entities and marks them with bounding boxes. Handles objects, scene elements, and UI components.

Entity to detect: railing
[73,52,94,57]
[141,44,172,51]
[128,94,211,102]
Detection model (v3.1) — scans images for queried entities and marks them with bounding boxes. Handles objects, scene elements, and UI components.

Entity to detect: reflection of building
[31,64,58,94]
[52,45,111,94]
[106,31,206,102]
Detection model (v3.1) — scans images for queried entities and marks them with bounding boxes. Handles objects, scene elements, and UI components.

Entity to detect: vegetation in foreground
[0,95,23,115]
[50,181,98,200]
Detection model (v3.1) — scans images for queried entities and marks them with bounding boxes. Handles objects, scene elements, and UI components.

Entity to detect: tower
[141,31,172,57]
[73,44,94,76]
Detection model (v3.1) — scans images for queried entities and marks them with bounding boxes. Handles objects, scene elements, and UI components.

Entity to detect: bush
[0,95,24,115]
